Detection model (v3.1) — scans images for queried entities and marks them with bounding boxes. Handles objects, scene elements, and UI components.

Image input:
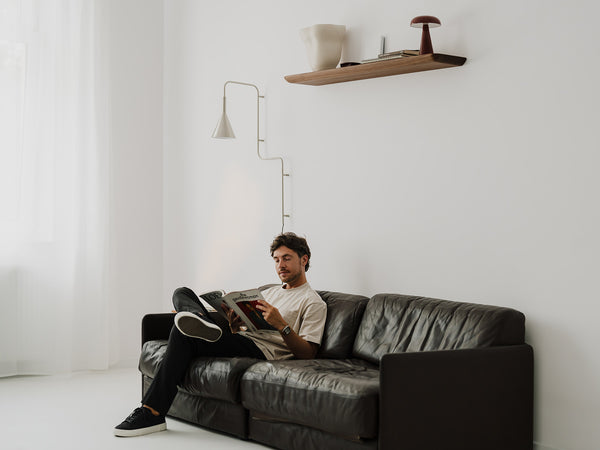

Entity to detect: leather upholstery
[316,291,369,358]
[139,340,259,403]
[142,374,249,438]
[241,358,379,439]
[139,291,531,449]
[379,345,534,450]
[249,416,377,450]
[353,294,525,364]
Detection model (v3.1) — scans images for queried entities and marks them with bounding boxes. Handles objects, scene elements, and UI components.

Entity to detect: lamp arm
[222,81,289,234]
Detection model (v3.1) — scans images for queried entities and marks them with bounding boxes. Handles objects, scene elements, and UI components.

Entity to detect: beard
[278,269,301,286]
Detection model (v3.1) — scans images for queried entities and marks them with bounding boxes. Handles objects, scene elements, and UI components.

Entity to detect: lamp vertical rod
[223,81,289,233]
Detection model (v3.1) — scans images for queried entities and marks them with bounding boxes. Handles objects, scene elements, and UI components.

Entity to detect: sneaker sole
[175,312,222,342]
[114,422,166,437]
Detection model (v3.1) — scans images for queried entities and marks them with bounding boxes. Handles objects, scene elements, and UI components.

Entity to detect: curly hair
[270,232,311,272]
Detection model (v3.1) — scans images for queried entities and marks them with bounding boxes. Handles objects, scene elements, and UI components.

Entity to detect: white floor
[0,367,269,450]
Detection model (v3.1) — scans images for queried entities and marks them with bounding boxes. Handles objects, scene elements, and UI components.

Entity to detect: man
[114,232,327,437]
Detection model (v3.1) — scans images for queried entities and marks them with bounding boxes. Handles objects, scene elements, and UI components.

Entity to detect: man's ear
[301,254,309,270]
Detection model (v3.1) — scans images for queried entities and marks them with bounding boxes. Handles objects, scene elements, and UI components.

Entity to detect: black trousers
[142,287,266,416]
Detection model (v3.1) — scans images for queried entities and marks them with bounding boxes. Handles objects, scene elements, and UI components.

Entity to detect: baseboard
[109,358,138,369]
[534,442,561,450]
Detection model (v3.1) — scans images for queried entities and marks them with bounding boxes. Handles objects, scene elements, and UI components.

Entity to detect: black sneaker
[175,311,223,341]
[114,406,166,437]
[172,287,225,313]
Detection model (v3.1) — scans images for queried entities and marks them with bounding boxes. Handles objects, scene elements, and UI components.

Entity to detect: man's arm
[280,328,319,359]
[256,300,319,359]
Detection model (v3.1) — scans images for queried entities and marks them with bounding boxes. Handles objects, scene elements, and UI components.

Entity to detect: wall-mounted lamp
[212,81,289,233]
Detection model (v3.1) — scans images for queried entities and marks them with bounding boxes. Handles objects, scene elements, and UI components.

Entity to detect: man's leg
[147,286,238,413]
[172,286,213,315]
[115,324,265,437]
[173,286,230,330]
[143,325,265,414]
[141,325,200,415]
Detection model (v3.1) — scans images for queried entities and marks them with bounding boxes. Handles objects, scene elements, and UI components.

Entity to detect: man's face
[272,245,307,287]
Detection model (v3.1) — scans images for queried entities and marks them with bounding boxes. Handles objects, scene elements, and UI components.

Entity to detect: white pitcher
[300,24,346,71]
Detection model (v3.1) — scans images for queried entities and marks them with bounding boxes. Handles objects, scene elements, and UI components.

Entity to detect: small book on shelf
[380,49,420,57]
[203,288,276,332]
[361,49,420,64]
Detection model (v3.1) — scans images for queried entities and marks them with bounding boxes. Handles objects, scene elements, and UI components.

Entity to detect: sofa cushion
[353,294,526,365]
[139,340,259,403]
[241,359,379,439]
[315,291,369,358]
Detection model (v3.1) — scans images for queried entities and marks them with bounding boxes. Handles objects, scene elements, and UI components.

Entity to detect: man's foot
[175,311,223,342]
[172,287,225,313]
[114,407,166,437]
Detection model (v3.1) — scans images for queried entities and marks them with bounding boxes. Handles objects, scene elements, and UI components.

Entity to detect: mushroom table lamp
[410,15,441,55]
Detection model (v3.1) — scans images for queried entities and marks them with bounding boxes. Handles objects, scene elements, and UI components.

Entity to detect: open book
[203,288,276,332]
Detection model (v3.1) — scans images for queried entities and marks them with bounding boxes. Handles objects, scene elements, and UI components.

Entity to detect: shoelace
[125,407,147,423]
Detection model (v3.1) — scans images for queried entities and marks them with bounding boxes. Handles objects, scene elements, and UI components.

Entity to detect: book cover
[222,289,276,332]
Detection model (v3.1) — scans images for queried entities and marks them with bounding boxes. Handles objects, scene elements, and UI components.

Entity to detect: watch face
[282,326,291,335]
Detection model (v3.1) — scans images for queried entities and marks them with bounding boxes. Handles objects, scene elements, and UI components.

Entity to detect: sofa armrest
[379,344,533,450]
[141,313,175,346]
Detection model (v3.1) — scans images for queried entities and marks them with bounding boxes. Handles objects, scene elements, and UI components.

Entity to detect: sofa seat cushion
[241,359,379,439]
[139,340,259,403]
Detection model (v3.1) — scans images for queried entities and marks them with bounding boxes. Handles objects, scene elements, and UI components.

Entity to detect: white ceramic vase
[300,24,346,71]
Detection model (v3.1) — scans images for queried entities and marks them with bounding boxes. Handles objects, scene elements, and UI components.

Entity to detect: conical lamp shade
[212,111,235,139]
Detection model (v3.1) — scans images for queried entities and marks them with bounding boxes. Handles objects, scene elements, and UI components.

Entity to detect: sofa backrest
[316,290,369,359]
[352,294,526,365]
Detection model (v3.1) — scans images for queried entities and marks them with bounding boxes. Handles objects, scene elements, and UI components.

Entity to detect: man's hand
[255,300,287,331]
[221,304,244,333]
[256,299,318,359]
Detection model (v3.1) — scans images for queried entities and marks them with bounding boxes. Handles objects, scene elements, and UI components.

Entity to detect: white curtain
[0,0,115,375]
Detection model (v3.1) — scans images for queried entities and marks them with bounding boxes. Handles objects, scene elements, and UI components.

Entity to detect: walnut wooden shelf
[285,53,466,86]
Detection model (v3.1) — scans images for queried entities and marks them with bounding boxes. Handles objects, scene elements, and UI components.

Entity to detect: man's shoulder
[299,284,326,308]
[295,282,320,297]
[306,285,324,301]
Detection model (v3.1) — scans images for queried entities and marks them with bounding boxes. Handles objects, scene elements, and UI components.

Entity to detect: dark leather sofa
[139,291,533,450]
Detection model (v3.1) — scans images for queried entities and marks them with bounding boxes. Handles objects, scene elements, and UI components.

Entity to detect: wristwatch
[281,325,292,336]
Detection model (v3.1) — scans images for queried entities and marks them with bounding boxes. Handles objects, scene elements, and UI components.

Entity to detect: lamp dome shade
[212,111,235,139]
[410,15,441,28]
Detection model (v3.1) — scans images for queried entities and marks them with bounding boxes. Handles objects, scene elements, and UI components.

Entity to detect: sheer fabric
[0,0,115,375]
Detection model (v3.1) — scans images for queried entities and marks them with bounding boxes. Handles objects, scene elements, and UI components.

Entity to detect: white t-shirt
[241,283,327,360]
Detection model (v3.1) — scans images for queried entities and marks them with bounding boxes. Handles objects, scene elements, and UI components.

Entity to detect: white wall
[107,0,164,366]
[163,1,600,449]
